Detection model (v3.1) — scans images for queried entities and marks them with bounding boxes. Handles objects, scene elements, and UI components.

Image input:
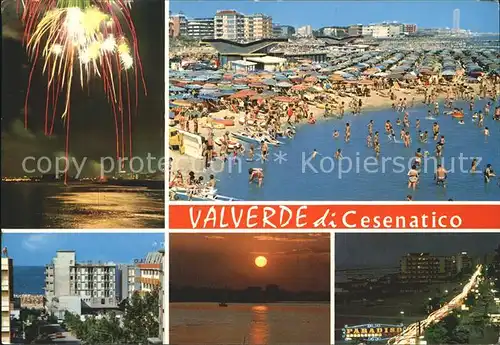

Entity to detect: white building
[297,25,313,37]
[45,251,119,314]
[244,13,272,40]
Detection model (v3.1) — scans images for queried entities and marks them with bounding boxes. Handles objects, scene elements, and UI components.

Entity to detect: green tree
[122,289,160,344]
[425,324,450,344]
[464,311,491,338]
[451,325,470,344]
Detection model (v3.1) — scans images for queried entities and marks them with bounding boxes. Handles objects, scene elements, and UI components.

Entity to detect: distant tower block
[453,9,460,31]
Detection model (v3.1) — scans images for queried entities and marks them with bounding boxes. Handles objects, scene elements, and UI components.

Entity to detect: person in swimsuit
[414,148,423,166]
[407,164,419,190]
[208,174,216,188]
[333,129,340,139]
[367,134,373,147]
[374,142,381,157]
[249,168,264,187]
[260,140,268,161]
[311,149,319,159]
[471,158,478,172]
[345,123,351,143]
[416,119,420,129]
[367,120,374,135]
[406,195,413,201]
[335,149,343,160]
[374,131,380,146]
[434,164,447,187]
[432,122,439,141]
[484,164,496,183]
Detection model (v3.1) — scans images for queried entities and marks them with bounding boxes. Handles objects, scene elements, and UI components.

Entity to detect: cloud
[253,235,320,242]
[204,235,225,240]
[275,247,330,256]
[22,234,50,251]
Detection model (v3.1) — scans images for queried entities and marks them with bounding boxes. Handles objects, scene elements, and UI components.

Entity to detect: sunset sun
[254,256,267,268]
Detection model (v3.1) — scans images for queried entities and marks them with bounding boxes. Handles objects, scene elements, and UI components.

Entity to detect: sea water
[214,99,500,201]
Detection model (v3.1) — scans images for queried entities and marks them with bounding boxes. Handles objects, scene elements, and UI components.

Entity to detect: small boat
[232,131,282,146]
[219,302,228,307]
[214,137,242,151]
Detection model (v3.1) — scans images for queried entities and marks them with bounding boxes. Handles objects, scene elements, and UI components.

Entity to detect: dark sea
[1,183,165,228]
[13,266,45,295]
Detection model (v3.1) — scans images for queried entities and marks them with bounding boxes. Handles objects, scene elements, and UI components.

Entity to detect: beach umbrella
[185,84,202,90]
[304,76,318,83]
[249,83,266,88]
[172,99,192,107]
[233,84,249,90]
[229,89,257,99]
[203,83,218,89]
[276,81,293,88]
[441,70,456,76]
[263,79,277,86]
[291,84,308,91]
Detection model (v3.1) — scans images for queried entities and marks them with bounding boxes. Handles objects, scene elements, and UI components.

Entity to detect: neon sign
[343,323,404,341]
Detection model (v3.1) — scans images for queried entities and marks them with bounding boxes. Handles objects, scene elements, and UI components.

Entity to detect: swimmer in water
[483,164,495,183]
[414,148,423,166]
[404,131,411,148]
[367,120,374,135]
[400,128,405,140]
[260,140,268,162]
[423,131,429,143]
[439,135,445,145]
[374,131,380,146]
[484,127,490,139]
[471,158,478,173]
[248,144,255,161]
[374,142,380,157]
[434,164,447,187]
[396,118,402,126]
[458,119,465,124]
[335,149,343,160]
[333,130,340,139]
[435,143,443,158]
[385,120,392,134]
[367,134,373,147]
[389,128,396,142]
[311,149,320,159]
[407,164,419,190]
[416,119,420,129]
[432,122,440,141]
[406,195,413,201]
[249,168,264,187]
[345,123,351,143]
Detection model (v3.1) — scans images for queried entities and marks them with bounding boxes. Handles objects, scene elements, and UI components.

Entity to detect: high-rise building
[455,252,473,273]
[170,13,188,38]
[403,24,418,34]
[453,9,460,31]
[244,13,272,40]
[348,24,363,36]
[214,10,245,41]
[1,256,13,344]
[45,251,120,317]
[187,18,215,40]
[273,24,295,38]
[137,251,163,294]
[297,25,313,37]
[400,253,441,283]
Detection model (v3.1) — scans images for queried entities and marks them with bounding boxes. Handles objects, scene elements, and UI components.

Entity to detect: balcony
[1,304,8,311]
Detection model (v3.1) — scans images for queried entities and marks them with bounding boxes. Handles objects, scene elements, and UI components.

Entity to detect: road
[387,265,483,345]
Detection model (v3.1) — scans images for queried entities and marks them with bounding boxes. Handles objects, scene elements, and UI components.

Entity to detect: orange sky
[170,233,330,291]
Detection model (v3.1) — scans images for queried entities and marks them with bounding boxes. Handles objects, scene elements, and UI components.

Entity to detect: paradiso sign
[343,324,405,341]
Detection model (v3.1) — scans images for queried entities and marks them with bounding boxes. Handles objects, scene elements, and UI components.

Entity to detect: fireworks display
[16,0,146,182]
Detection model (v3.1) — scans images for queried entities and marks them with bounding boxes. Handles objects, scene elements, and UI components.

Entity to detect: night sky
[1,2,164,177]
[336,233,500,269]
[170,233,330,292]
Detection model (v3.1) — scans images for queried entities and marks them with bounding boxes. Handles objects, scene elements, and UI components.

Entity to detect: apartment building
[45,251,119,316]
[296,25,313,37]
[170,13,188,38]
[137,251,164,294]
[273,24,295,38]
[400,252,474,283]
[348,24,363,36]
[244,14,272,40]
[214,10,245,41]
[187,18,214,39]
[1,257,13,344]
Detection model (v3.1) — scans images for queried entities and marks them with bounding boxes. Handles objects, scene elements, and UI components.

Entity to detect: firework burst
[17,0,146,183]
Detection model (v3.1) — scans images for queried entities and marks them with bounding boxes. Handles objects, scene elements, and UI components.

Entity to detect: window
[101,298,105,305]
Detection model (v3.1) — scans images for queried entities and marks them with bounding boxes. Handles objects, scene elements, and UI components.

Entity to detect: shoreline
[169,86,444,184]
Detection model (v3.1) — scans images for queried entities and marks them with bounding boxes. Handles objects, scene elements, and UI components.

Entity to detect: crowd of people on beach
[169,63,499,200]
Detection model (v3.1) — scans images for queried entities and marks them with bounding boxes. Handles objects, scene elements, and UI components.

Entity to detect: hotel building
[1,257,13,344]
[214,10,245,41]
[187,18,215,39]
[244,14,272,40]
